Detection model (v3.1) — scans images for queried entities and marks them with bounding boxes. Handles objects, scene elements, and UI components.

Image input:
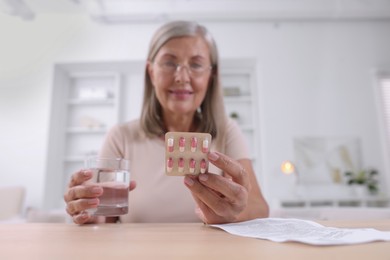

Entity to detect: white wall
[1,12,389,210]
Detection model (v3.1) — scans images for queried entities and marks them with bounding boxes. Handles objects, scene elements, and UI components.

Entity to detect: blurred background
[1,0,390,222]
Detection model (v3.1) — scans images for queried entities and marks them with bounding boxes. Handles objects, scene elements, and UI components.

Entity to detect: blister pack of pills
[165,132,212,176]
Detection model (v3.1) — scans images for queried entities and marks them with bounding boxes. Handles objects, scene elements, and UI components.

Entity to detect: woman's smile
[168,89,194,100]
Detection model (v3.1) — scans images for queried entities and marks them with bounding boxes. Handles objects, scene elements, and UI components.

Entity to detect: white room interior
[1,0,390,222]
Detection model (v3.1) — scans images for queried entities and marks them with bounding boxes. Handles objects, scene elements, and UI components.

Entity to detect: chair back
[0,186,26,221]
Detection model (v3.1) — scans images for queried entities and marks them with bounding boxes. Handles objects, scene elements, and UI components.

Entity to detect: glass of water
[84,157,130,216]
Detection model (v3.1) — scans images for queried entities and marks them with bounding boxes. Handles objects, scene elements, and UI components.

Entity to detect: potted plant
[230,112,239,122]
[344,168,379,195]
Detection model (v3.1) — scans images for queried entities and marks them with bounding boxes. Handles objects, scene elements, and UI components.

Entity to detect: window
[378,76,390,148]
[375,72,390,197]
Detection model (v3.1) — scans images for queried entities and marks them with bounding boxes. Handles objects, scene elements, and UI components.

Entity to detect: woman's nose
[174,65,190,83]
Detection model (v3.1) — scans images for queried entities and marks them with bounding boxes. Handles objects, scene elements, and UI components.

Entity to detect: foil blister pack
[165,132,212,176]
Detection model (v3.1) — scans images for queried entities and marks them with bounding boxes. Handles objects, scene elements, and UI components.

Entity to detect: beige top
[99,119,250,223]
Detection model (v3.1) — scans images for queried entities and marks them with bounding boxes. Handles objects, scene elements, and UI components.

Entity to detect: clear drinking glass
[84,157,130,216]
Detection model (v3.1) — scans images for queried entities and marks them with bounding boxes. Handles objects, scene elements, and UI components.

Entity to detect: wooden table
[1,220,390,259]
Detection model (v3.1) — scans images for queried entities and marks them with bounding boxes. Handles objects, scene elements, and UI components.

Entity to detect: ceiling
[1,0,83,14]
[1,0,390,23]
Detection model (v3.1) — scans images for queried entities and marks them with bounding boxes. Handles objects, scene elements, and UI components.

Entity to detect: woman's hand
[184,151,268,224]
[63,169,136,224]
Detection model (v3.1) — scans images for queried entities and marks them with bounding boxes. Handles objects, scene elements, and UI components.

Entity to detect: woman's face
[148,36,212,118]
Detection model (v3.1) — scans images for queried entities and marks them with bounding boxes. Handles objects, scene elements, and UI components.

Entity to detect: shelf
[279,197,390,208]
[239,124,254,131]
[64,157,85,163]
[66,127,107,134]
[67,99,115,105]
[223,95,252,103]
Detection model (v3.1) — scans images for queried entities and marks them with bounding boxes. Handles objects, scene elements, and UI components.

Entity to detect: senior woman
[64,20,269,225]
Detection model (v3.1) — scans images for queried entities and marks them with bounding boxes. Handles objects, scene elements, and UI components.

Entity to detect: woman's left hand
[184,151,262,224]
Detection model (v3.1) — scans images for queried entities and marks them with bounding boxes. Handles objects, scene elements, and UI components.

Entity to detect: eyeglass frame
[153,60,213,76]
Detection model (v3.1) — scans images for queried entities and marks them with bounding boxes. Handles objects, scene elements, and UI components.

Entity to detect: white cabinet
[65,73,120,161]
[63,73,121,187]
[44,59,260,209]
[44,72,121,209]
[221,60,260,170]
[44,61,144,209]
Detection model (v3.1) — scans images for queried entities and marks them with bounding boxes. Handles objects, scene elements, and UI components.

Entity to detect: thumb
[129,180,137,191]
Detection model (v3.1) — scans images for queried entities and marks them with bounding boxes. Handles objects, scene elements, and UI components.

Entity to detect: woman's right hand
[64,169,103,224]
[63,169,136,224]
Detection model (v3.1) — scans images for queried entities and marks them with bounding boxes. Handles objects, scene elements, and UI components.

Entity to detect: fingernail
[208,152,219,161]
[81,211,89,218]
[92,187,103,195]
[88,198,99,205]
[83,170,92,177]
[199,174,208,182]
[184,176,194,186]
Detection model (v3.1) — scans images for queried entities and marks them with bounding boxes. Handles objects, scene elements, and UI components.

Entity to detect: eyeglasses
[155,61,212,76]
